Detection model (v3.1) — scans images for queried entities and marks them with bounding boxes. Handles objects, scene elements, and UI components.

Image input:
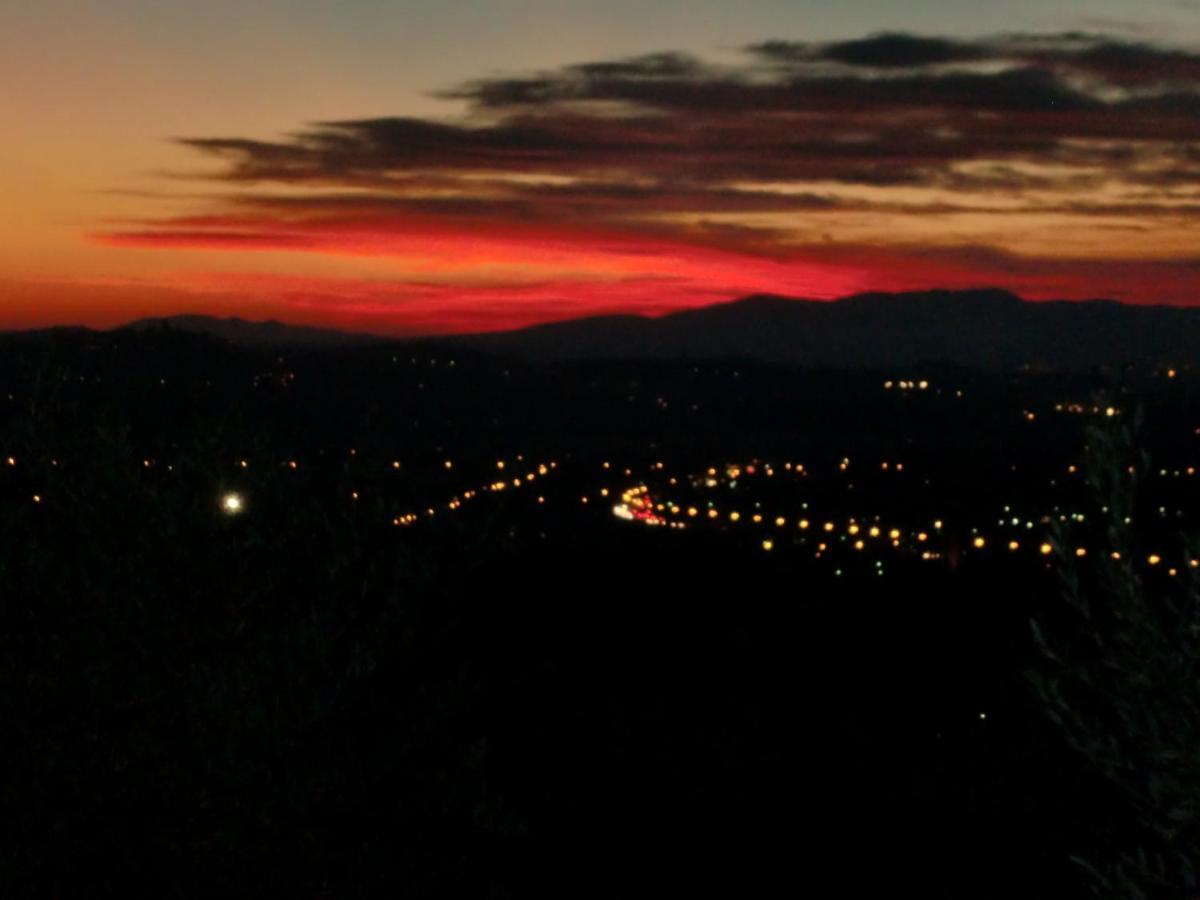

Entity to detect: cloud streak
[95,30,1200,328]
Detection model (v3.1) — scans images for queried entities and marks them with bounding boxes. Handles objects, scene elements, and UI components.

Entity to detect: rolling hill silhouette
[452,289,1200,370]
[102,289,1200,370]
[119,315,381,346]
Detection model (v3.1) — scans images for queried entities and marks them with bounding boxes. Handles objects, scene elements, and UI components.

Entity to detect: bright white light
[221,492,245,515]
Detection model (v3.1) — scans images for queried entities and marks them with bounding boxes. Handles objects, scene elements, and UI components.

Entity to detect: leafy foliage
[1031,407,1200,898]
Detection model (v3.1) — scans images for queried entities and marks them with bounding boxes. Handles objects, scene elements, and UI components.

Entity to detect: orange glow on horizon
[4,22,1200,334]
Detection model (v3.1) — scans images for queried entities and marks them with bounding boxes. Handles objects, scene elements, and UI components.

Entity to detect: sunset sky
[4,0,1200,334]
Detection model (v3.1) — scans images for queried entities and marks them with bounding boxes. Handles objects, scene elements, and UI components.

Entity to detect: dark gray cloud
[177,31,1200,184]
[125,30,1200,260]
[754,33,988,68]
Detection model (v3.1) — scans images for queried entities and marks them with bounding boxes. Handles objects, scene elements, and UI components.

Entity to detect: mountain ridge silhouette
[10,288,1196,369]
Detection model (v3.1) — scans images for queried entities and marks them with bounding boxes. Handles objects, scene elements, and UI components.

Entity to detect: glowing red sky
[4,14,1200,334]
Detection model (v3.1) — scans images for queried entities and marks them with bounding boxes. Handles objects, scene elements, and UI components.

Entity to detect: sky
[3,0,1200,334]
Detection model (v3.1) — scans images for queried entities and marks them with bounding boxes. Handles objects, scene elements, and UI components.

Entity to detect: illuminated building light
[868,526,881,538]
[220,493,244,515]
[1040,543,1053,556]
[729,512,741,522]
[973,537,986,549]
[762,539,774,552]
[1008,541,1020,551]
[917,533,928,542]
[1075,548,1087,558]
[824,522,835,532]
[854,540,865,551]
[1149,554,1162,566]
[775,517,786,527]
[888,529,901,540]
[933,521,943,530]
[798,519,810,530]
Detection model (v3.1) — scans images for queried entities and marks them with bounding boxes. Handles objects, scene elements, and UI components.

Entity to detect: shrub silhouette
[1031,407,1200,898]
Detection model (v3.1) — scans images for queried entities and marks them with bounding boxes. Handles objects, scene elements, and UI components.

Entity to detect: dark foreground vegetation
[0,326,1197,897]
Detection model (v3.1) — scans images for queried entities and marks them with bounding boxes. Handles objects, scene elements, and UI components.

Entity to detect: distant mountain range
[452,289,1200,370]
[119,315,381,347]
[50,289,1200,369]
